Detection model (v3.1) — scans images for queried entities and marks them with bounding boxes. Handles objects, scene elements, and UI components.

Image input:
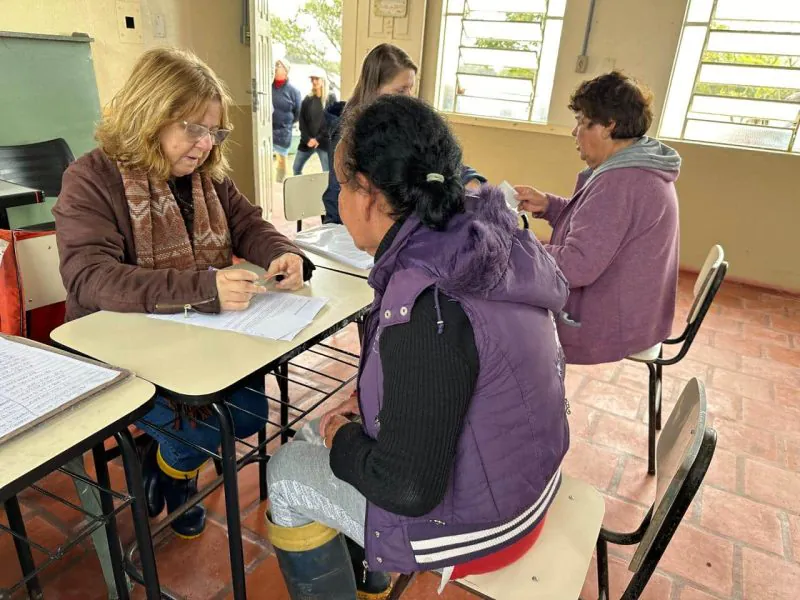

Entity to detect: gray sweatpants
[267,419,367,547]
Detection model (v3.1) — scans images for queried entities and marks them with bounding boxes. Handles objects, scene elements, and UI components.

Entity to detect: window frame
[659,0,800,153]
[433,0,567,126]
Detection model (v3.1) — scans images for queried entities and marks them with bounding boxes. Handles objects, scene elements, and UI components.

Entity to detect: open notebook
[294,224,374,270]
[0,335,130,445]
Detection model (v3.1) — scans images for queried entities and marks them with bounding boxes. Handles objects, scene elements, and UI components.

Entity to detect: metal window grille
[660,0,800,152]
[436,0,566,123]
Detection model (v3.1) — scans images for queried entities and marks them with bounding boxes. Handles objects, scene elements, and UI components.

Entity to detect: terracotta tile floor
[2,184,800,599]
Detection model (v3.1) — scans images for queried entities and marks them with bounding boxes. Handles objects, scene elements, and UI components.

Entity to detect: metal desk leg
[114,429,162,599]
[91,445,130,600]
[4,495,42,600]
[211,402,247,600]
[277,363,290,445]
[357,317,365,345]
[257,427,267,501]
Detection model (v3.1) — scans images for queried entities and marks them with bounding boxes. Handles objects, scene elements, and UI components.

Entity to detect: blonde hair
[310,75,328,100]
[96,47,233,181]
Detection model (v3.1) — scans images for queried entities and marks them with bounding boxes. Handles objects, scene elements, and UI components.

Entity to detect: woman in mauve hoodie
[516,71,681,365]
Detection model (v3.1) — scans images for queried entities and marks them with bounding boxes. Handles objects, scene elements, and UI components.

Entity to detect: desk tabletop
[305,248,371,279]
[0,179,39,198]
[0,376,155,497]
[51,265,373,399]
[7,197,56,230]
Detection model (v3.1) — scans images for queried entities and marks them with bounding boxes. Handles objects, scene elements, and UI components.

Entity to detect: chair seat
[458,475,605,600]
[628,342,662,362]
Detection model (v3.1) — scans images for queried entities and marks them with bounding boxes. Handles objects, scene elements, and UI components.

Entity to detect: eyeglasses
[181,121,231,146]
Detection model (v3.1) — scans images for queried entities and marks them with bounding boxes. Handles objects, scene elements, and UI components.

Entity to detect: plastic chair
[283,172,327,232]
[14,233,128,598]
[389,378,716,600]
[0,138,75,198]
[628,245,727,474]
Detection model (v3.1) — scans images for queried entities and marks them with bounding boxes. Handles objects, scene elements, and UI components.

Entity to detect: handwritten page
[148,292,327,341]
[294,224,374,270]
[0,337,122,443]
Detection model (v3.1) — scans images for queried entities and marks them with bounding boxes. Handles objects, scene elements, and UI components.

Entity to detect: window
[660,0,800,153]
[435,0,566,123]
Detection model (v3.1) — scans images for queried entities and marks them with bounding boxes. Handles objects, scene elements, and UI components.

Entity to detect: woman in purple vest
[265,95,571,598]
[514,71,681,365]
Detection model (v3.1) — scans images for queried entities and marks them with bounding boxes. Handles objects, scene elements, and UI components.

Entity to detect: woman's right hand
[513,185,549,215]
[319,390,360,437]
[215,269,266,311]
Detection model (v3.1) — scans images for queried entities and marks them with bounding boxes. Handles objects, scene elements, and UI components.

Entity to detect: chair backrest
[0,138,75,198]
[15,233,67,311]
[283,172,327,227]
[0,230,66,343]
[687,244,726,325]
[625,378,716,595]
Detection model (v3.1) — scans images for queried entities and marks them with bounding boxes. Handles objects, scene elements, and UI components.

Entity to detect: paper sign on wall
[373,0,407,18]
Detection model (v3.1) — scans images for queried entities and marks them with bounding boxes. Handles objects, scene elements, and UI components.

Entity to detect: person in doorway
[54,47,313,539]
[321,43,485,224]
[293,68,337,175]
[514,70,681,365]
[266,95,569,599]
[272,57,302,183]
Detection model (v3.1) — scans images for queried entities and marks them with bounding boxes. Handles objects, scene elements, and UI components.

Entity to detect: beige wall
[1,0,255,202]
[9,0,796,289]
[418,0,800,292]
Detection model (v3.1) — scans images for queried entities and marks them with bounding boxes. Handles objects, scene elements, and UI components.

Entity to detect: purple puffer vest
[358,187,571,573]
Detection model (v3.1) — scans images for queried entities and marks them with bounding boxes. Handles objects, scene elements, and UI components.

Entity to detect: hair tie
[426,173,445,183]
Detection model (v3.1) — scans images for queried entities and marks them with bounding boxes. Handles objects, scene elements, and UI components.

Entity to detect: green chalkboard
[0,32,101,158]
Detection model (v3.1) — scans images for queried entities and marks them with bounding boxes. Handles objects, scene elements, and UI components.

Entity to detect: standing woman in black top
[293,69,337,175]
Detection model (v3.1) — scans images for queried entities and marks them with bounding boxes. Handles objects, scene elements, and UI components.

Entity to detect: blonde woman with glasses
[54,47,313,540]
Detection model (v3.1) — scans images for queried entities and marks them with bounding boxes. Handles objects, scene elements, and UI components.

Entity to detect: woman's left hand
[323,414,350,448]
[265,252,304,290]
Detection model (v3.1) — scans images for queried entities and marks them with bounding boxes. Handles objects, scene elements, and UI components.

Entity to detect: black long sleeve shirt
[330,223,480,517]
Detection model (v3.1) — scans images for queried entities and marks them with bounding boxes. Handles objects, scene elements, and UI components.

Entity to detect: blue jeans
[137,386,268,472]
[293,148,329,175]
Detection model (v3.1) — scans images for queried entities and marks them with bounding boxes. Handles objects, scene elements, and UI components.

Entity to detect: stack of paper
[294,224,374,270]
[0,337,122,443]
[149,292,327,341]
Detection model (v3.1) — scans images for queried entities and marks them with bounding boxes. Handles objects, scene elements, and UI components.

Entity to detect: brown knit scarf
[119,163,233,425]
[119,164,233,271]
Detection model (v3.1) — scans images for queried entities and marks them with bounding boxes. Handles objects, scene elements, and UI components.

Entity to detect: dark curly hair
[337,95,464,231]
[568,70,654,139]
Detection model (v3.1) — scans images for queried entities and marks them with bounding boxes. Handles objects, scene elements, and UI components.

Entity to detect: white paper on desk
[148,292,328,341]
[0,337,120,441]
[294,224,374,270]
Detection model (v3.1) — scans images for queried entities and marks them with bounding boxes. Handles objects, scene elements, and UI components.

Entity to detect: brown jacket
[55,148,305,321]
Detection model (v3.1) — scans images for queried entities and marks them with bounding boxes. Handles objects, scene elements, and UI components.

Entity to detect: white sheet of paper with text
[147,292,327,340]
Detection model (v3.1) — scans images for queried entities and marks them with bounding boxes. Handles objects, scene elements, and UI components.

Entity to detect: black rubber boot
[141,441,164,518]
[346,537,393,599]
[156,448,206,539]
[268,517,358,599]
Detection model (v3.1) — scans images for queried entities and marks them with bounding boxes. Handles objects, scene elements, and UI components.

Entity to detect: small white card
[498,180,520,212]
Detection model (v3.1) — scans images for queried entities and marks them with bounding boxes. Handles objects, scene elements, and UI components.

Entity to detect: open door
[250,0,273,217]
